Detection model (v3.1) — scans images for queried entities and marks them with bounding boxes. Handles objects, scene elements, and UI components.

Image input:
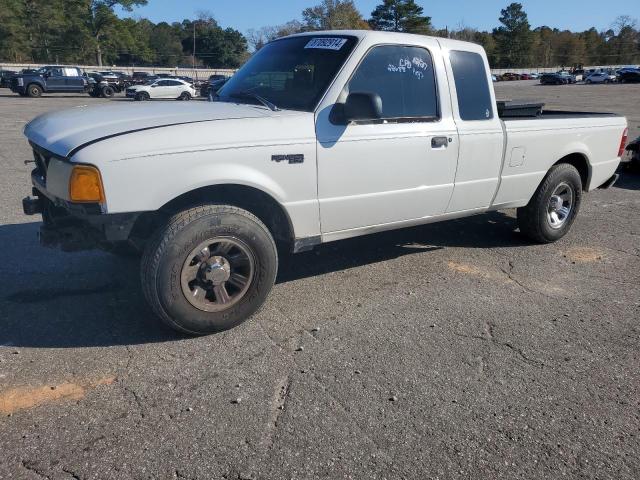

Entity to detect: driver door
[315,43,459,236]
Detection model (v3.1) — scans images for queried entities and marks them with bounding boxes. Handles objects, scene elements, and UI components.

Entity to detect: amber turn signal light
[69,165,105,203]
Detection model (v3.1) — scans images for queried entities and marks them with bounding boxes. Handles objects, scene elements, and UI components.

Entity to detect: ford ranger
[20,31,628,335]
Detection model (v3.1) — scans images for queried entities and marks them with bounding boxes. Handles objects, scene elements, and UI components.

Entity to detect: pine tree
[368,0,431,34]
[492,2,533,67]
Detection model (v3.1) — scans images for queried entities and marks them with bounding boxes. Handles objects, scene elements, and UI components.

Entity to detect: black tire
[101,85,115,98]
[517,164,583,244]
[27,84,42,98]
[178,92,191,101]
[141,205,278,335]
[135,92,149,101]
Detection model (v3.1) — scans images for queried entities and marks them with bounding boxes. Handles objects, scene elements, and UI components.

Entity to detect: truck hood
[24,101,281,158]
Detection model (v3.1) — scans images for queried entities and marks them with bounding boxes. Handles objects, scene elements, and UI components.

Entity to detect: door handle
[431,136,449,148]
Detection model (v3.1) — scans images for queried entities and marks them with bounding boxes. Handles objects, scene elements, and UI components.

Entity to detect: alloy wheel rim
[546,182,574,229]
[180,237,255,312]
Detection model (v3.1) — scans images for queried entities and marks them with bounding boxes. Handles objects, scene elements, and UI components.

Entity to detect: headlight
[69,165,105,203]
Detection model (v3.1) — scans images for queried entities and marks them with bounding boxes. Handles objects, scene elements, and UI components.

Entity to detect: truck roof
[284,30,482,53]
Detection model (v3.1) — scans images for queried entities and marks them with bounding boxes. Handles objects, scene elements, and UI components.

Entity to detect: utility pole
[193,21,196,77]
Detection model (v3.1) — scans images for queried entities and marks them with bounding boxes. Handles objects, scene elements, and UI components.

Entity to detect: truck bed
[491,111,628,210]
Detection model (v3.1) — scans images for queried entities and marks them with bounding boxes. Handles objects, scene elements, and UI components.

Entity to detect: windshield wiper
[229,91,280,112]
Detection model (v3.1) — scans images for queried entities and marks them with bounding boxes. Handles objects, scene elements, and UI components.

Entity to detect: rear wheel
[178,92,191,101]
[27,84,42,98]
[517,164,583,243]
[141,205,278,335]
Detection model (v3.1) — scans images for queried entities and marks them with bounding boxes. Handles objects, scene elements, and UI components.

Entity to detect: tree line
[0,0,638,69]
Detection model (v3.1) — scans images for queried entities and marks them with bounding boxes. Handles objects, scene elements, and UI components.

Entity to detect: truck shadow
[0,211,524,349]
[277,211,526,283]
[614,169,640,190]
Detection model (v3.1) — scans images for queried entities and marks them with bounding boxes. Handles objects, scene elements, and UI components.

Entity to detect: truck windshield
[216,35,357,112]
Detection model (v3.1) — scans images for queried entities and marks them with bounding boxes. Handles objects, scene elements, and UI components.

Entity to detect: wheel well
[554,153,589,190]
[129,184,295,250]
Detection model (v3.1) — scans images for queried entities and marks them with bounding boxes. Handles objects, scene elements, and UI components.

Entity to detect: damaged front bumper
[23,189,140,252]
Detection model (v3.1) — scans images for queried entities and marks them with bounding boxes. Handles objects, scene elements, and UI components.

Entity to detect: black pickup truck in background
[9,66,93,97]
[0,69,18,88]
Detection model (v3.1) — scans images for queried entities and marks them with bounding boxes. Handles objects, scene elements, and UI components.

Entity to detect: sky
[117,0,638,33]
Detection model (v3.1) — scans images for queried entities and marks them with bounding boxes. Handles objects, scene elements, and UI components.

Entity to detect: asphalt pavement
[0,83,639,479]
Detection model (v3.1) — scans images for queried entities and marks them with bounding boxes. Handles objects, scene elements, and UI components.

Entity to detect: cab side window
[449,51,494,121]
[347,45,438,121]
[50,68,63,77]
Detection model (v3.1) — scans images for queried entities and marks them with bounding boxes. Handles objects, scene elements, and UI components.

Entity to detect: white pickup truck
[22,31,628,335]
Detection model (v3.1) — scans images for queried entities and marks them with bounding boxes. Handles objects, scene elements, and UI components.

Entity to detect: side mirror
[343,92,383,122]
[43,72,50,78]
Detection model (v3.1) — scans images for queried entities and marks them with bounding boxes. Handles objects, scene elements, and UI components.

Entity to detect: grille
[32,148,52,183]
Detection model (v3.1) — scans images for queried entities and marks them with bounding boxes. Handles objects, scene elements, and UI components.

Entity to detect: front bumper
[23,188,141,252]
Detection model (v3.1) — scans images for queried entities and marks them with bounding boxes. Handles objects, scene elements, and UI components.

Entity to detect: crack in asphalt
[501,261,554,299]
[61,466,82,480]
[454,331,547,369]
[259,375,291,452]
[20,460,51,480]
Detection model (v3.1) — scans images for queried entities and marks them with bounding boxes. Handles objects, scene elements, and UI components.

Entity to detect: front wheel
[135,92,149,101]
[141,205,278,335]
[101,85,115,98]
[517,164,583,243]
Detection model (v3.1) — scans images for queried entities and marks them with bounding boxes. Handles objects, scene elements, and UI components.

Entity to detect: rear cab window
[449,50,494,121]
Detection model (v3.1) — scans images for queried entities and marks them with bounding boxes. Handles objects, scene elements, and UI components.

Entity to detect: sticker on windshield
[305,38,348,51]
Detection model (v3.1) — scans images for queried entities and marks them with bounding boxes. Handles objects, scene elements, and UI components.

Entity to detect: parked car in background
[501,72,521,81]
[572,69,585,82]
[86,72,128,97]
[540,73,569,85]
[132,71,154,85]
[491,74,498,82]
[528,73,540,79]
[618,69,640,83]
[126,78,196,101]
[9,66,92,97]
[100,71,132,87]
[200,74,230,98]
[585,72,614,84]
[557,71,577,83]
[0,69,17,87]
[178,76,196,85]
